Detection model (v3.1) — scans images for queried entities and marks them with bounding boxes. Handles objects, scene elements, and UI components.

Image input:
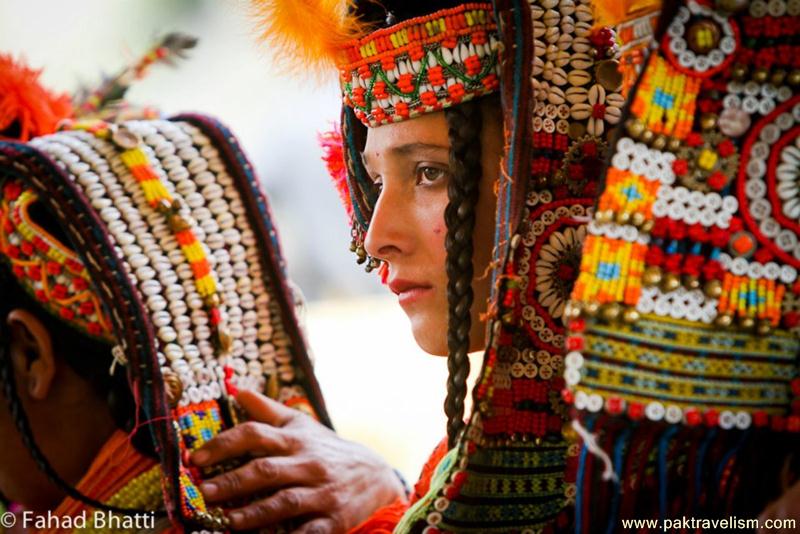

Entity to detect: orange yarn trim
[37,431,163,534]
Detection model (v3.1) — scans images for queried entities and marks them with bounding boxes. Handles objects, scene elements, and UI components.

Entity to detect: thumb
[237,389,296,427]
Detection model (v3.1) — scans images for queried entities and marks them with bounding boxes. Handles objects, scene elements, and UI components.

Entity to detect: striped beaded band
[339,3,501,127]
[0,116,330,529]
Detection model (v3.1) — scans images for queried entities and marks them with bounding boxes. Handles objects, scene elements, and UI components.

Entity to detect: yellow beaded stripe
[81,466,163,534]
[598,168,660,220]
[465,471,564,497]
[718,272,785,326]
[577,364,789,410]
[630,54,701,140]
[575,314,799,413]
[572,235,647,305]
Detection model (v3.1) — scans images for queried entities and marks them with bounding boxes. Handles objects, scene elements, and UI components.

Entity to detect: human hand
[758,478,800,533]
[191,390,407,533]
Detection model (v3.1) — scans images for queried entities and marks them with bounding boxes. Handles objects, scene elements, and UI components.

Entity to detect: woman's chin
[408,317,449,356]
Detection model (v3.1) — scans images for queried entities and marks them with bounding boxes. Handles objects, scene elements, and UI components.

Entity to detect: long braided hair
[0,204,161,515]
[442,100,483,447]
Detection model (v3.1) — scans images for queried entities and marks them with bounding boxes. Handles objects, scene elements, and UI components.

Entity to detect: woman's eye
[417,166,448,184]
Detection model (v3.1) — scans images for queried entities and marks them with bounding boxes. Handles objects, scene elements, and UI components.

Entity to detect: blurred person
[0,51,402,532]
[190,0,660,532]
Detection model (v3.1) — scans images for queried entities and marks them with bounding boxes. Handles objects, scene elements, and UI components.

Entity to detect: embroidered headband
[339,3,502,126]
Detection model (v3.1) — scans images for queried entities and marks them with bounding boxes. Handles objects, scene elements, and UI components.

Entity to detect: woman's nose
[364,182,409,261]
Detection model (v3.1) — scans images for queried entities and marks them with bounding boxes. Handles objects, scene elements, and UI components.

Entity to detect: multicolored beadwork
[340,3,501,127]
[0,187,113,339]
[381,1,659,533]
[566,0,800,431]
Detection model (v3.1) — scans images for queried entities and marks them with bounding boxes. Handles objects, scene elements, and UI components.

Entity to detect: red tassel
[318,124,353,220]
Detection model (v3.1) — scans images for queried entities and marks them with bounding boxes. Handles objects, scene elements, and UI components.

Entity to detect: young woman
[190,0,661,532]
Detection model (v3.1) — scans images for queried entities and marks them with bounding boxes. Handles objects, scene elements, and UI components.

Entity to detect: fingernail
[193,450,210,464]
[228,512,242,526]
[199,482,217,499]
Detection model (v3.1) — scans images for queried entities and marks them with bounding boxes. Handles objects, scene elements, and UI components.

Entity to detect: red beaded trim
[0,183,112,338]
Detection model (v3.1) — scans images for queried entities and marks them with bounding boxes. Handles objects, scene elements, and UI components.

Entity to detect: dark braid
[443,99,483,448]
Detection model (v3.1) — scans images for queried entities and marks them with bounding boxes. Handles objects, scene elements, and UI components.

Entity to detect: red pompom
[0,54,73,141]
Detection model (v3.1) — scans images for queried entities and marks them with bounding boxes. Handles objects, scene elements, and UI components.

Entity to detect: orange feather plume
[249,0,370,74]
[0,54,73,141]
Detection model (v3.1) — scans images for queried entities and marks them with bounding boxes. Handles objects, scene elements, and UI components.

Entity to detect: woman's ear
[6,309,56,400]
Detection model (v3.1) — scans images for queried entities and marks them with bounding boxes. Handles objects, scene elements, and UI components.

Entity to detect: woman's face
[363,104,502,356]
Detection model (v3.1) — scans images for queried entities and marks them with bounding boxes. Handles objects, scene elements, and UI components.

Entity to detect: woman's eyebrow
[390,142,449,156]
[361,142,449,167]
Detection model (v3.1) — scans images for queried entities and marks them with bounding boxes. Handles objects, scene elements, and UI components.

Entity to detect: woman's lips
[389,279,433,305]
[396,286,433,305]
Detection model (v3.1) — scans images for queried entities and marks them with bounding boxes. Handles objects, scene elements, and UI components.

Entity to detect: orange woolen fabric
[350,437,450,534]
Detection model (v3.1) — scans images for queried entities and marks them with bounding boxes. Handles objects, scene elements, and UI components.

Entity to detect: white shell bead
[147,294,168,312]
[168,299,188,317]
[205,233,225,250]
[173,315,191,332]
[158,326,178,343]
[159,270,179,287]
[195,171,215,187]
[152,310,172,328]
[165,284,185,301]
[188,158,209,174]
[217,212,235,230]
[136,265,156,281]
[202,183,224,201]
[140,280,162,296]
[177,329,194,346]
[176,179,197,197]
[185,192,205,209]
[208,198,228,215]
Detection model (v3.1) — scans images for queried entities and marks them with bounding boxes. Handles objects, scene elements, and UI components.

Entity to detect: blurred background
[0,0,482,481]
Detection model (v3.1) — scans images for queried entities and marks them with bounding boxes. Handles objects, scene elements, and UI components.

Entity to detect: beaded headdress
[0,114,330,530]
[564,0,800,528]
[258,0,659,531]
